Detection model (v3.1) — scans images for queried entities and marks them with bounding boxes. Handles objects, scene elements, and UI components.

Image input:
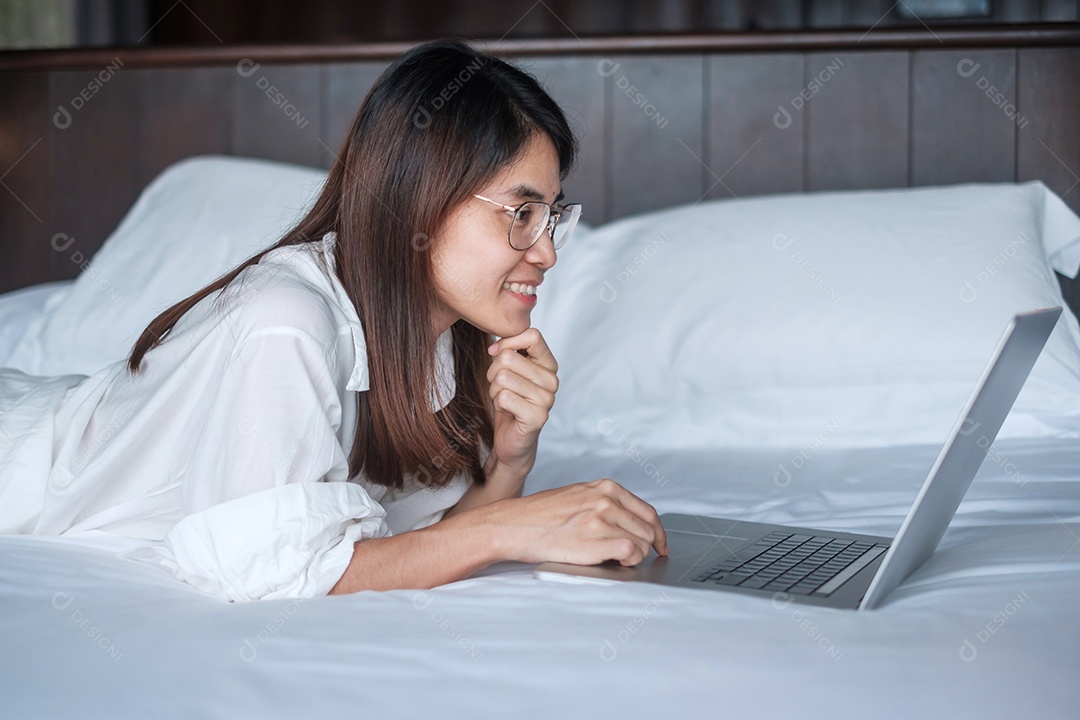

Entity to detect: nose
[524,227,557,270]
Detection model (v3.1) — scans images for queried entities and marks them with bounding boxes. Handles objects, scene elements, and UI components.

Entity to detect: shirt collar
[315,232,455,411]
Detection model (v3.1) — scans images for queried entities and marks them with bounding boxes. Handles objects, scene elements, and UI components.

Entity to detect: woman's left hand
[486,327,558,478]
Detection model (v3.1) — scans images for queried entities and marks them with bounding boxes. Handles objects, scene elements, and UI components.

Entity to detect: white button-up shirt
[0,233,469,601]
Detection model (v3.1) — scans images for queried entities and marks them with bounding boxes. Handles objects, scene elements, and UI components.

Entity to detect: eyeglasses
[473,194,582,251]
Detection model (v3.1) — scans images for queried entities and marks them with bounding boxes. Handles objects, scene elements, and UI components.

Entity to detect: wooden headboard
[1,24,1078,313]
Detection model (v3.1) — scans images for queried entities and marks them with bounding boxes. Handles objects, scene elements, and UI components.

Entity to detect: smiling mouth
[503,282,536,296]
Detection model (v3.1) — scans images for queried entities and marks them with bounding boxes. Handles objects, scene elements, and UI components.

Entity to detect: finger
[603,537,651,567]
[558,538,646,568]
[492,388,549,431]
[488,328,558,372]
[600,509,659,564]
[488,367,556,410]
[590,479,669,556]
[487,355,558,400]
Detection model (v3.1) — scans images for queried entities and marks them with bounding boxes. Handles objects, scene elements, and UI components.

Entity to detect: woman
[0,40,667,601]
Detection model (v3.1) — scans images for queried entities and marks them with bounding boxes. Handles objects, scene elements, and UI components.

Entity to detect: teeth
[503,282,536,296]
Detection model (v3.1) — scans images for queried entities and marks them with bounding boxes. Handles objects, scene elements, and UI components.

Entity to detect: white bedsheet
[0,281,72,368]
[2,439,1077,719]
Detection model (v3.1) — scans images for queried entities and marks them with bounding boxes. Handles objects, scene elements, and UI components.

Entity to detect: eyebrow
[507,184,564,204]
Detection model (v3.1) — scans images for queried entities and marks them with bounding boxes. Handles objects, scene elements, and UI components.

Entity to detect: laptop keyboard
[692,531,889,597]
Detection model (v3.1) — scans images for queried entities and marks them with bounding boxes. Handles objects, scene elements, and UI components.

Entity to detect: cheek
[442,241,516,285]
[431,224,524,304]
[431,247,491,306]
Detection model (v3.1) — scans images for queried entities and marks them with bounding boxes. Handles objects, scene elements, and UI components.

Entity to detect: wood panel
[231,62,323,167]
[0,72,52,291]
[4,26,1080,73]
[999,0,1044,21]
[753,0,805,30]
[49,64,141,279]
[133,66,232,189]
[608,54,705,220]
[1,31,1078,302]
[1017,47,1080,214]
[706,52,805,199]
[911,49,1018,185]
[805,50,909,191]
[523,57,607,227]
[321,62,389,169]
[62,0,1080,46]
[1040,0,1080,22]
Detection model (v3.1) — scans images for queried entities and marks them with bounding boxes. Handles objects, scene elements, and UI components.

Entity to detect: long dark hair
[127,40,577,489]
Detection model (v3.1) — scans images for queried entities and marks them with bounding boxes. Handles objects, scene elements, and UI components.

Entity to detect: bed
[2,25,1079,720]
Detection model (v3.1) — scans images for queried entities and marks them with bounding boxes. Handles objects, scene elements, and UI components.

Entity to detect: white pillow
[7,156,327,377]
[533,182,1080,450]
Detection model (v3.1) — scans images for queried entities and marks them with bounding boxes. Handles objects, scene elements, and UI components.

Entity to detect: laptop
[534,307,1062,610]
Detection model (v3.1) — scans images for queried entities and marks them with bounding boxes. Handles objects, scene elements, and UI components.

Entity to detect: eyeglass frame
[472,194,582,251]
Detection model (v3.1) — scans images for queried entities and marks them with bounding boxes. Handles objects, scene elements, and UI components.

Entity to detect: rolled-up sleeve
[159,482,387,601]
[157,324,387,601]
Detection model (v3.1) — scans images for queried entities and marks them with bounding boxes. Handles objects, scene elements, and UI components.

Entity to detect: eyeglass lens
[510,203,579,250]
[551,205,580,249]
[509,203,548,250]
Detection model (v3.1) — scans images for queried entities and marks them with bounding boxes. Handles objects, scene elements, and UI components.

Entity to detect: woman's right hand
[478,478,669,567]
[330,478,668,595]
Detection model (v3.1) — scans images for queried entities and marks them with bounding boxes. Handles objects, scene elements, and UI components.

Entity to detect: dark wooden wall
[138,0,1080,45]
[1,27,1078,304]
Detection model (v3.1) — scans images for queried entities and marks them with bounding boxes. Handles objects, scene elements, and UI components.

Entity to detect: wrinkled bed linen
[0,440,1076,719]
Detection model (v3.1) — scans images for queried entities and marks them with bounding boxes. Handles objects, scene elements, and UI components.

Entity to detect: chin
[474,315,530,339]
